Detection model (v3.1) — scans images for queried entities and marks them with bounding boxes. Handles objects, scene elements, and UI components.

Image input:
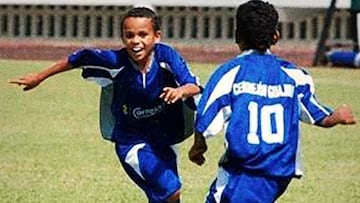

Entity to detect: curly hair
[235,0,279,51]
[120,7,161,36]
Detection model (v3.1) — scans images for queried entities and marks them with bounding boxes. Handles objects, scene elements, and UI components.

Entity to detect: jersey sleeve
[281,67,333,124]
[68,49,122,87]
[195,65,240,138]
[155,43,200,86]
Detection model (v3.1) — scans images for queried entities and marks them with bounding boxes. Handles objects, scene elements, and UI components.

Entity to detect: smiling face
[121,17,161,70]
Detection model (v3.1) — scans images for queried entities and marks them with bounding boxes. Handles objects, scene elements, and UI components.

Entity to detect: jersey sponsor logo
[131,104,165,119]
[233,81,294,98]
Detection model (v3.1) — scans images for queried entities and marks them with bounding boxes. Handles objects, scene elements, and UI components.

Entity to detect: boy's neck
[130,52,154,73]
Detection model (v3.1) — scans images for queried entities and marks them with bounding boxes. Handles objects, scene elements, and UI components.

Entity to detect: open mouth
[132,47,143,54]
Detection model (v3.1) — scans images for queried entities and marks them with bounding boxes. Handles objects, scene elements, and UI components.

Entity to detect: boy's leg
[205,167,230,203]
[167,190,180,203]
[205,167,291,203]
[115,142,181,203]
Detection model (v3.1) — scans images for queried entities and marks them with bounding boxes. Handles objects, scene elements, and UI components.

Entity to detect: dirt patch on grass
[0,39,315,67]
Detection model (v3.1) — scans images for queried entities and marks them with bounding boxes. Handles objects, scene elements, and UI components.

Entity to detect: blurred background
[0,0,358,67]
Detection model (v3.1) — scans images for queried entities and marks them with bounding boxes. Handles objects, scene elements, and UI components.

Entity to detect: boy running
[10,7,201,203]
[188,1,356,202]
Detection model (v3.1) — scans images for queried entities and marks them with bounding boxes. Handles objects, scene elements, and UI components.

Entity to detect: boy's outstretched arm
[319,104,356,127]
[160,84,201,104]
[188,131,207,166]
[9,58,73,91]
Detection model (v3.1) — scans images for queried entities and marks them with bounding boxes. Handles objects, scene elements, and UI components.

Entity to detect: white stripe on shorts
[213,167,230,203]
[125,143,146,180]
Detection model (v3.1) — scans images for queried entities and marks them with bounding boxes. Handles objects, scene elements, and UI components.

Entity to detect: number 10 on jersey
[247,101,284,145]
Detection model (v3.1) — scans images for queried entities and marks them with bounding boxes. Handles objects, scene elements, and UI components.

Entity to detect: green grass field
[1,59,359,203]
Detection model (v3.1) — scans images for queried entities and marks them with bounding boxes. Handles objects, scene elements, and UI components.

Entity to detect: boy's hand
[333,104,356,125]
[188,144,207,166]
[159,87,184,104]
[188,132,207,166]
[9,73,43,91]
[320,104,356,127]
[9,58,72,91]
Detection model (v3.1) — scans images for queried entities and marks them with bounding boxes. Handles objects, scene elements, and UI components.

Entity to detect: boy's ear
[155,30,162,43]
[272,30,280,45]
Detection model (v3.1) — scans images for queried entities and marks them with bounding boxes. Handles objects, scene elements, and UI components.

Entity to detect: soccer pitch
[1,59,359,202]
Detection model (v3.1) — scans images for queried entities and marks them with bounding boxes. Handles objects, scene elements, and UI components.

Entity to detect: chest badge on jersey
[122,104,129,115]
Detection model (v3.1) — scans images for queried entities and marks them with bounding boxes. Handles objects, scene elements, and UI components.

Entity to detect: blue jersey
[68,43,199,146]
[195,50,332,178]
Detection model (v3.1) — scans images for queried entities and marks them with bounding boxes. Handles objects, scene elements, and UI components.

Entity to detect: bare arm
[319,104,356,127]
[9,58,73,91]
[160,83,201,104]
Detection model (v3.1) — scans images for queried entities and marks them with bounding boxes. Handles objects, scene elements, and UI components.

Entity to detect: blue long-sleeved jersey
[68,43,199,146]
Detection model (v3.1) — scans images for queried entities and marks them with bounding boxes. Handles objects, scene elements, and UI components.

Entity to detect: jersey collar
[129,51,155,73]
[239,49,272,57]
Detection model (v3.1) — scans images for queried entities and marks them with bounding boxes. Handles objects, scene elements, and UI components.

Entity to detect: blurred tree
[350,0,360,51]
[313,0,337,66]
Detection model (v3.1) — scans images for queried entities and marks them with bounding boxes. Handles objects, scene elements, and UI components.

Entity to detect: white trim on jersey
[298,95,315,124]
[83,65,124,77]
[202,66,240,138]
[82,65,125,87]
[203,65,240,113]
[281,67,315,94]
[309,96,332,115]
[159,62,181,87]
[281,66,331,124]
[295,132,304,176]
[203,106,230,138]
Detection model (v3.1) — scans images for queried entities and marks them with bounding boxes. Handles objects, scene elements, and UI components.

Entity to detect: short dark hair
[235,0,279,51]
[120,7,161,36]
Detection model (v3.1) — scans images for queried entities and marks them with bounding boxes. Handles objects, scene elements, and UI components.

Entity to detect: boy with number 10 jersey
[188,1,356,202]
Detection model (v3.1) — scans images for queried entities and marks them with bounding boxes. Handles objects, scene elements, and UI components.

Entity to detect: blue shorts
[205,167,291,203]
[115,142,181,203]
